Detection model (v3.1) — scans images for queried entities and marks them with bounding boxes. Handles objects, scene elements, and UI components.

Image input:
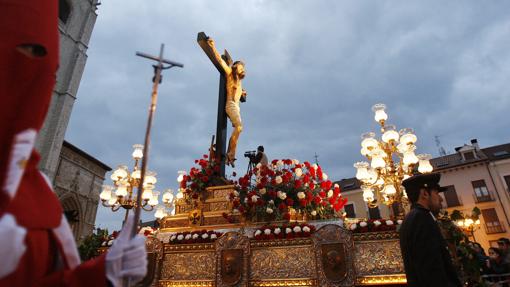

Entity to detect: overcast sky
[66,1,510,231]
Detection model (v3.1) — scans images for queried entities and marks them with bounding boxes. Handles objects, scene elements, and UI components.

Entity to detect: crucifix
[197,32,247,176]
[130,44,183,238]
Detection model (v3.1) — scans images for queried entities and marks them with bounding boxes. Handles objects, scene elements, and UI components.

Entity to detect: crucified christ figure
[204,37,247,167]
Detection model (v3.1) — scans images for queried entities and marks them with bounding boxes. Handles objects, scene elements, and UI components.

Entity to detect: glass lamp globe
[361,132,378,150]
[177,170,187,183]
[148,191,159,206]
[111,165,129,181]
[417,154,433,173]
[366,168,378,185]
[382,125,399,143]
[162,189,174,204]
[115,184,128,197]
[403,146,419,166]
[107,196,118,206]
[154,206,166,219]
[362,186,375,202]
[354,162,370,181]
[383,184,397,195]
[142,189,153,201]
[399,128,417,145]
[144,171,157,185]
[100,185,114,201]
[131,169,141,180]
[176,189,184,199]
[372,103,388,123]
[370,150,386,169]
[132,144,144,160]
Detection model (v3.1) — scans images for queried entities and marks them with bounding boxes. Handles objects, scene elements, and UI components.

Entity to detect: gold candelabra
[154,171,186,219]
[354,104,433,214]
[99,144,169,222]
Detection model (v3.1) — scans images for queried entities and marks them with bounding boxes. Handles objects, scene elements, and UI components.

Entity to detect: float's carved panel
[354,239,404,276]
[160,252,215,280]
[250,246,315,280]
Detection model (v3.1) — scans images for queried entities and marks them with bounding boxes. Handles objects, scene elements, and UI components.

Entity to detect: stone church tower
[35,0,111,241]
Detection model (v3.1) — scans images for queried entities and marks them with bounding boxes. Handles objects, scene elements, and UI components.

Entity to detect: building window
[472,180,493,203]
[481,208,506,234]
[504,175,510,192]
[464,151,475,160]
[443,185,461,207]
[344,204,356,218]
[489,240,500,248]
[368,206,381,219]
[59,0,71,23]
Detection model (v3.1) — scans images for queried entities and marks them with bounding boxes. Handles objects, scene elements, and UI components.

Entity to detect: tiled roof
[334,177,361,192]
[481,143,510,161]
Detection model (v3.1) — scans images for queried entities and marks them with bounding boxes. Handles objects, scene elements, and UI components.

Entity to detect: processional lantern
[354,104,433,213]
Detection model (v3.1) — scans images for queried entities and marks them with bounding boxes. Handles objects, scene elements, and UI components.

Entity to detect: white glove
[0,213,27,278]
[106,215,147,287]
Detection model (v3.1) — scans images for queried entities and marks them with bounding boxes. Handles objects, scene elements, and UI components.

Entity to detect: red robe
[0,1,107,286]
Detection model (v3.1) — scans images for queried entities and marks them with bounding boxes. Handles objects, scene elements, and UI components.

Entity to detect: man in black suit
[399,173,461,287]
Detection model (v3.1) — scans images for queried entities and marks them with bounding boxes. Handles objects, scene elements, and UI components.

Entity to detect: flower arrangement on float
[253,223,316,240]
[346,219,403,233]
[168,230,223,244]
[138,226,158,237]
[225,159,348,222]
[179,154,232,203]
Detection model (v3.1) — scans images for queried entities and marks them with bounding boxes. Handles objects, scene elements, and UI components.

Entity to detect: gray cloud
[66,0,510,230]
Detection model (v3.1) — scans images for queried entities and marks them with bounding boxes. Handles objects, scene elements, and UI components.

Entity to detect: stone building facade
[55,141,111,241]
[336,139,510,251]
[36,0,100,181]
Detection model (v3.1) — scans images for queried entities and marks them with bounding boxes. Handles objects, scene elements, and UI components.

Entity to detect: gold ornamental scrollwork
[250,246,316,280]
[161,252,215,281]
[313,224,356,287]
[215,231,250,287]
[353,231,400,241]
[354,239,405,277]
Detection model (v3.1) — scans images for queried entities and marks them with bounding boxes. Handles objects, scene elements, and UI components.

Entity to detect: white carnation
[277,160,284,167]
[108,240,114,246]
[192,234,199,239]
[268,200,274,205]
[297,191,306,199]
[327,190,334,198]
[350,223,357,230]
[295,168,303,177]
[251,195,259,202]
[255,230,262,236]
[277,191,287,200]
[386,220,394,226]
[312,164,318,170]
[293,226,301,233]
[211,234,217,239]
[101,241,107,246]
[397,219,403,225]
[256,163,262,168]
[244,198,248,203]
[266,207,273,214]
[293,159,300,165]
[170,235,177,241]
[285,227,292,234]
[259,188,266,195]
[322,173,328,180]
[374,220,381,226]
[202,233,209,239]
[233,190,239,197]
[275,176,283,184]
[303,226,311,232]
[274,228,281,234]
[334,183,339,188]
[311,210,317,216]
[185,234,192,240]
[264,229,271,235]
[177,234,184,240]
[360,221,368,227]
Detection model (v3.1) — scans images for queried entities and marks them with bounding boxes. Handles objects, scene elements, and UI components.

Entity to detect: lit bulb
[354,162,370,181]
[372,103,388,123]
[154,206,166,219]
[131,170,141,180]
[399,128,417,145]
[361,132,378,150]
[417,154,433,173]
[382,125,399,143]
[371,150,386,169]
[144,171,157,185]
[149,191,159,206]
[177,170,187,183]
[115,184,128,197]
[383,184,396,195]
[108,197,118,206]
[362,186,374,202]
[111,165,128,181]
[132,144,144,160]
[163,189,174,204]
[100,185,113,201]
[142,189,153,200]
[176,189,184,199]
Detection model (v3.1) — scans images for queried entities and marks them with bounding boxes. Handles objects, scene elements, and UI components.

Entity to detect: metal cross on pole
[131,44,183,238]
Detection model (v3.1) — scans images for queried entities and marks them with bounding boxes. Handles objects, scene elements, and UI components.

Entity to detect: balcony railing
[442,196,463,209]
[473,191,496,203]
[485,222,506,234]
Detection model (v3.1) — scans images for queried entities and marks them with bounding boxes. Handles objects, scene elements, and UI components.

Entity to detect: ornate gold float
[140,185,406,287]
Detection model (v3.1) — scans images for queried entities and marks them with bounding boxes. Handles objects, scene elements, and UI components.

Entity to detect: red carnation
[294,180,302,189]
[286,198,294,206]
[319,191,326,198]
[299,199,307,207]
[278,203,287,211]
[314,196,321,204]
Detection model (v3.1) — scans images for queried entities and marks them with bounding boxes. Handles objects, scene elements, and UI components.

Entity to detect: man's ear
[419,188,429,200]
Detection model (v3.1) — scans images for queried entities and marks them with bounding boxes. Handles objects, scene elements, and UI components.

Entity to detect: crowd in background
[471,238,510,285]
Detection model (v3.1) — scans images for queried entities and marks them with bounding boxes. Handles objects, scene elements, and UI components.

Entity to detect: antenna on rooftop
[435,135,447,156]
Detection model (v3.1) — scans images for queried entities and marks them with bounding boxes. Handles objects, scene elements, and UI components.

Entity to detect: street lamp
[456,218,481,242]
[99,144,162,223]
[354,104,433,217]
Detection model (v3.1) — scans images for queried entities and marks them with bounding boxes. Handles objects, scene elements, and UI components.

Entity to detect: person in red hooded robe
[0,1,147,286]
